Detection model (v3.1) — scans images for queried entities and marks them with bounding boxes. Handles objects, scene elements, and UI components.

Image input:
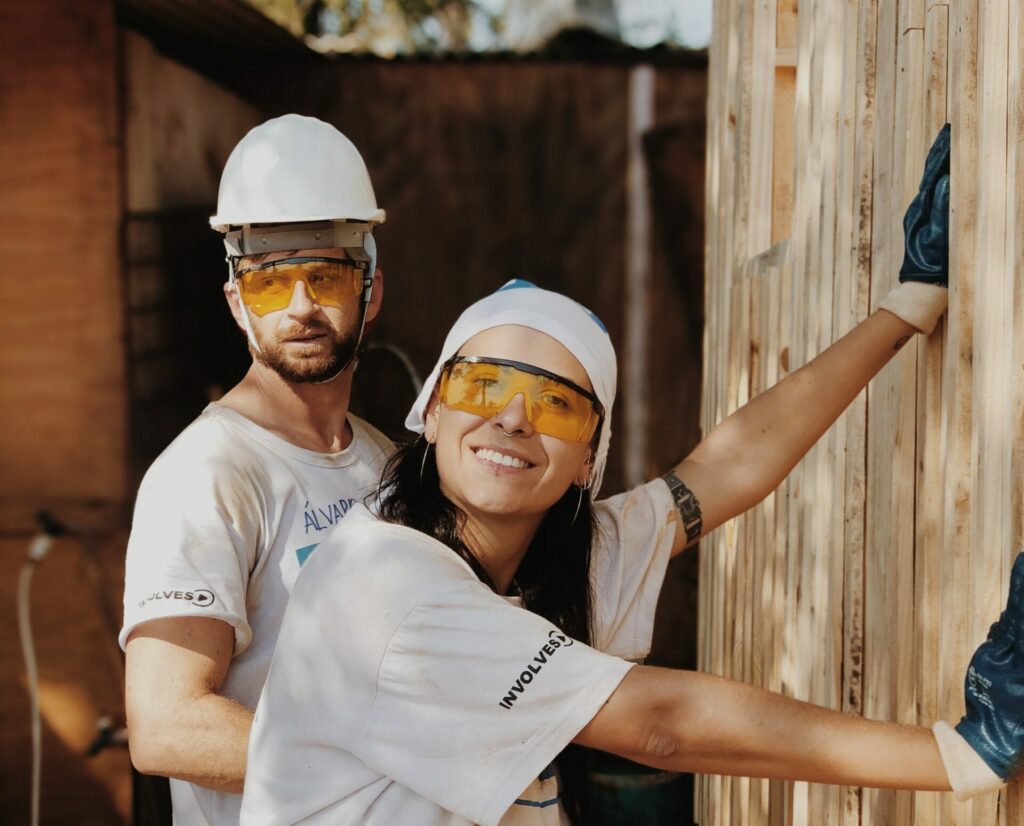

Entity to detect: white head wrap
[405,280,616,497]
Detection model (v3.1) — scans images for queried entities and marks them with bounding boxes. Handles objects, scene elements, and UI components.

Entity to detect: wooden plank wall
[701,0,1024,823]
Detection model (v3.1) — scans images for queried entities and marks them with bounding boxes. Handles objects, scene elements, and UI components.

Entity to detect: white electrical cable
[18,533,52,826]
[364,341,424,395]
[18,563,41,826]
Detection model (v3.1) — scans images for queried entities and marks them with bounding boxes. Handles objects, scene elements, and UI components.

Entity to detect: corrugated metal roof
[311,27,708,67]
[118,0,308,53]
[116,0,704,99]
[117,0,321,99]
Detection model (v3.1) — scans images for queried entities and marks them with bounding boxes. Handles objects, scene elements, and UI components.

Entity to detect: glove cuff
[933,720,1005,801]
[877,282,949,334]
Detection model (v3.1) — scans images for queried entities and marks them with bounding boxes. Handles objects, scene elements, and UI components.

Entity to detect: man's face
[227,247,379,384]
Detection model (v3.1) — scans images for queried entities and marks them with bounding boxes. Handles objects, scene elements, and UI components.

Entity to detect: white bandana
[405,280,617,497]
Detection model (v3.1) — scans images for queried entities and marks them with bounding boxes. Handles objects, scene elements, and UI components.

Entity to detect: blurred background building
[0,0,707,823]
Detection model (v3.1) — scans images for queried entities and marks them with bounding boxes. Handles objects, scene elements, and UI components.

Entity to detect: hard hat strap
[360,233,377,304]
[225,258,263,354]
[347,232,378,373]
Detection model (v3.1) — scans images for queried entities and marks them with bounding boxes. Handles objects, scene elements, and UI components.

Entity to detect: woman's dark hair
[377,435,597,824]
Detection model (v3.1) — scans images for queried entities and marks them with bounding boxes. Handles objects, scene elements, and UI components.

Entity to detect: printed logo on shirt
[498,630,575,710]
[302,497,357,534]
[295,543,319,567]
[137,589,216,610]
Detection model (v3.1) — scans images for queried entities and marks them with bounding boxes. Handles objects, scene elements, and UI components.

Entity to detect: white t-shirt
[120,403,394,826]
[240,478,677,826]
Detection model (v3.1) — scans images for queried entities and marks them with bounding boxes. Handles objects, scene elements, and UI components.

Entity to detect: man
[120,115,394,825]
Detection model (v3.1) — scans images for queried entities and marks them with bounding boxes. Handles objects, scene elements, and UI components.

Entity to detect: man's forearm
[129,691,253,793]
[125,618,254,794]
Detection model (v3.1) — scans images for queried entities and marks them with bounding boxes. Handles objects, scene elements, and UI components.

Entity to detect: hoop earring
[570,481,590,526]
[419,439,433,485]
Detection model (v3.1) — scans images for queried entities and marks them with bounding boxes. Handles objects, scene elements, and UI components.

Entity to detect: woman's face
[425,325,596,522]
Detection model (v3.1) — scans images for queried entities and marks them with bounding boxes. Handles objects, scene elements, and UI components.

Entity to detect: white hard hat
[210,114,386,232]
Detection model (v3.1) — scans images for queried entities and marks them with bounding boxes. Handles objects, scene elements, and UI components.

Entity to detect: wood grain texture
[702,0,1023,822]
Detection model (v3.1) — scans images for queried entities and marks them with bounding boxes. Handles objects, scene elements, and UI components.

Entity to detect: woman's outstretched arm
[666,307,918,555]
[574,664,950,791]
[662,126,950,556]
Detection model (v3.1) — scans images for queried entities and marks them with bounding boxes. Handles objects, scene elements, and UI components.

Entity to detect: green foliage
[245,0,491,53]
[246,0,306,36]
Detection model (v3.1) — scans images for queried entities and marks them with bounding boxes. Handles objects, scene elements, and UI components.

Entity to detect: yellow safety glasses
[438,356,603,443]
[234,256,368,317]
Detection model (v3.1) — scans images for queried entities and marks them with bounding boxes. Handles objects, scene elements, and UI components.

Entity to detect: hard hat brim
[210,209,386,233]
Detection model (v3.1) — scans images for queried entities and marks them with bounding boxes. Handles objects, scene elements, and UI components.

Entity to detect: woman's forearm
[577,666,950,792]
[670,673,948,789]
[674,309,916,544]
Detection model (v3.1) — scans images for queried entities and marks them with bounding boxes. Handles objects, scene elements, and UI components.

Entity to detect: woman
[240,281,1012,826]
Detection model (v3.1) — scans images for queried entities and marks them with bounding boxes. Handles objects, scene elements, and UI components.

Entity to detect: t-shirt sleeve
[589,478,678,660]
[355,578,633,826]
[119,450,263,654]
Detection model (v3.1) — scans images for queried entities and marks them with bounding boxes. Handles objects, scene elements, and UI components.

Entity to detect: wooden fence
[700,0,1024,823]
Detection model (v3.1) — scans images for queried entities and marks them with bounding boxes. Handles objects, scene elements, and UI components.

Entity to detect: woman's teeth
[476,448,529,468]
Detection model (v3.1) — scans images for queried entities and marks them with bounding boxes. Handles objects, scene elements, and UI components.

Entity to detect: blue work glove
[955,552,1024,781]
[899,123,951,286]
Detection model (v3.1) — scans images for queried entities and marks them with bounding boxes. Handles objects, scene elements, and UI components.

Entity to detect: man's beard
[252,321,361,384]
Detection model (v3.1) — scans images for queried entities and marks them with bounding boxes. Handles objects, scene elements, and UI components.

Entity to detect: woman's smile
[472,445,536,471]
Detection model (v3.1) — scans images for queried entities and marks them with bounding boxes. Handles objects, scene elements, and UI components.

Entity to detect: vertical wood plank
[862,1,897,819]
[912,5,948,826]
[966,2,1010,819]
[773,0,800,246]
[786,0,816,818]
[733,0,756,266]
[730,270,754,824]
[840,1,880,820]
[893,11,929,825]
[765,257,788,826]
[744,269,768,826]
[750,0,778,255]
[940,0,979,821]
[1004,3,1024,822]
[698,2,731,820]
[807,0,844,820]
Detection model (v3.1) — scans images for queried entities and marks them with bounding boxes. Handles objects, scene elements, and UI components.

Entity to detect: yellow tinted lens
[442,362,510,416]
[440,361,599,442]
[530,382,599,442]
[238,260,361,316]
[238,270,294,315]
